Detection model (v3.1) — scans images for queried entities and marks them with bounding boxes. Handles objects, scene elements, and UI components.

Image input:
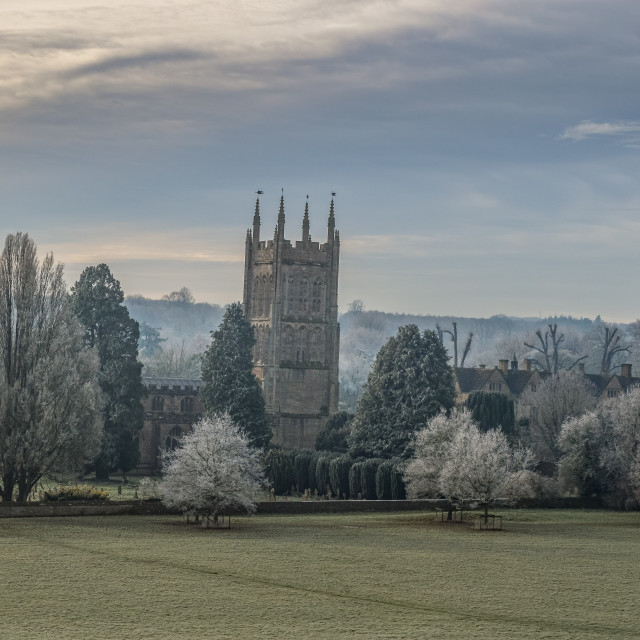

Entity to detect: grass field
[1,510,639,639]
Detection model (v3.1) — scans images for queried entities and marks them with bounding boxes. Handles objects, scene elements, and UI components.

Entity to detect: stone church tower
[243,194,340,449]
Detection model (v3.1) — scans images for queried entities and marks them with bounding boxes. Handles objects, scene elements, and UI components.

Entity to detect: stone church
[135,194,340,472]
[243,194,340,449]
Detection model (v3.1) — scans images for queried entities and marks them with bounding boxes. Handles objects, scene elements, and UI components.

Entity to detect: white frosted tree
[160,414,264,526]
[406,409,534,524]
[0,233,103,502]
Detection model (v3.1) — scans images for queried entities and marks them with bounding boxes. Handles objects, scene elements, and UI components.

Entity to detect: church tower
[243,193,340,449]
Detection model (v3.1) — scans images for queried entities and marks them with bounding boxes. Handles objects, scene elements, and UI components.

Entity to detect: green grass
[1,510,639,639]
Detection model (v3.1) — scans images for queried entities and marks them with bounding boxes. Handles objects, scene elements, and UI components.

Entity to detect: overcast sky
[2,0,639,321]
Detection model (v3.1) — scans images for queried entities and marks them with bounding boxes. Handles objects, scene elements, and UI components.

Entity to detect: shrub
[361,459,381,499]
[375,461,393,500]
[315,456,332,496]
[138,477,161,500]
[262,448,296,494]
[329,455,352,498]
[349,461,364,498]
[293,451,313,493]
[308,454,319,493]
[43,485,110,502]
[391,465,407,500]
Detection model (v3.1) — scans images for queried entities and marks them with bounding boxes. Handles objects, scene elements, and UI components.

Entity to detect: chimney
[498,359,509,374]
[511,358,518,371]
[578,362,585,375]
[524,358,533,372]
[621,363,632,378]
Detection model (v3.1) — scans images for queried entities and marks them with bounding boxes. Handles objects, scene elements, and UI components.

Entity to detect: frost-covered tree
[404,409,474,518]
[519,370,596,463]
[71,264,144,479]
[598,386,640,498]
[406,409,533,523]
[160,414,264,525]
[200,302,270,448]
[348,325,455,459]
[558,387,640,499]
[557,412,606,497]
[0,233,103,502]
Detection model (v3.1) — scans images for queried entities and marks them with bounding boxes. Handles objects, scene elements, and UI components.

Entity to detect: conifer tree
[200,302,271,448]
[348,325,456,459]
[71,264,144,479]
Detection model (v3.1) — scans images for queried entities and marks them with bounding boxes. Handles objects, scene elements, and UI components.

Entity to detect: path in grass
[1,510,638,639]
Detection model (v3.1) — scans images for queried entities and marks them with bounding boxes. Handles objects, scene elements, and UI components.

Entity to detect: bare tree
[0,233,103,502]
[438,322,473,368]
[524,324,587,374]
[598,326,631,375]
[519,371,596,463]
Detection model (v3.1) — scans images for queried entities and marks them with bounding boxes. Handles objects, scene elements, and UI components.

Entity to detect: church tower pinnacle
[253,197,261,246]
[277,191,285,239]
[302,197,310,243]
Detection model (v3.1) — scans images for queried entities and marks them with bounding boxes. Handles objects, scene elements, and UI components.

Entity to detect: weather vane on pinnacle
[331,191,336,197]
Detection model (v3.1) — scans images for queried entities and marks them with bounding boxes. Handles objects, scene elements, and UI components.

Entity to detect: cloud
[560,121,640,143]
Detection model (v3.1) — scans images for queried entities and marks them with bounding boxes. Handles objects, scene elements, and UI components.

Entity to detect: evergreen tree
[315,411,353,452]
[348,325,455,459]
[200,302,271,448]
[465,391,516,438]
[71,264,144,480]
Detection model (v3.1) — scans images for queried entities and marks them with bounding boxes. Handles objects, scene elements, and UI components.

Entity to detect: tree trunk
[1,478,15,502]
[484,503,489,525]
[447,501,453,521]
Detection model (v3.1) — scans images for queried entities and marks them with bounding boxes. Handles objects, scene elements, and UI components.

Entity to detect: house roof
[454,368,498,393]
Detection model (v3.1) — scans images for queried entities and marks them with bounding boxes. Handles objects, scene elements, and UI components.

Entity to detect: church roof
[142,377,202,391]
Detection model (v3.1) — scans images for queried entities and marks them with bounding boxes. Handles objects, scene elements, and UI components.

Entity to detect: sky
[2,0,640,321]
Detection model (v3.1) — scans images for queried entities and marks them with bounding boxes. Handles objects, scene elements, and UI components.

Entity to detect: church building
[243,194,340,449]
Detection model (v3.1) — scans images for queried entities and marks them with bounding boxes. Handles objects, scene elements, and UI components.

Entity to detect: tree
[557,412,606,497]
[465,391,515,439]
[315,411,353,452]
[348,325,455,459]
[138,321,166,359]
[160,414,264,526]
[518,370,596,464]
[162,286,195,305]
[404,409,475,517]
[71,264,145,480]
[200,302,271,448]
[437,321,474,368]
[0,233,103,502]
[524,324,587,374]
[406,409,534,523]
[142,339,202,378]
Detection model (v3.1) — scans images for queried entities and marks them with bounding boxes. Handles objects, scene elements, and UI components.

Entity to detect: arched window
[310,327,324,363]
[283,325,295,361]
[297,326,308,362]
[313,278,323,298]
[152,396,164,411]
[180,397,194,413]
[299,277,309,298]
[254,276,261,316]
[165,426,183,451]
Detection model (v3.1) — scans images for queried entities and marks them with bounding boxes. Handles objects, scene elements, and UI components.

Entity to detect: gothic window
[261,275,268,317]
[288,276,297,314]
[310,327,324,363]
[165,426,183,451]
[152,396,164,411]
[283,325,295,361]
[313,278,323,298]
[297,326,308,362]
[299,277,309,298]
[254,276,261,316]
[180,397,194,413]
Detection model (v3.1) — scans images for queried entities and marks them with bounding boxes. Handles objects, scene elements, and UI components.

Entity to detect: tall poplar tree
[348,325,456,459]
[200,302,271,448]
[72,264,144,479]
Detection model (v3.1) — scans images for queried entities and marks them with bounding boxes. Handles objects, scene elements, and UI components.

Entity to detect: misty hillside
[124,292,639,411]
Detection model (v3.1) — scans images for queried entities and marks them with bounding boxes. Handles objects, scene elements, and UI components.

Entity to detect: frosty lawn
[1,510,638,639]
